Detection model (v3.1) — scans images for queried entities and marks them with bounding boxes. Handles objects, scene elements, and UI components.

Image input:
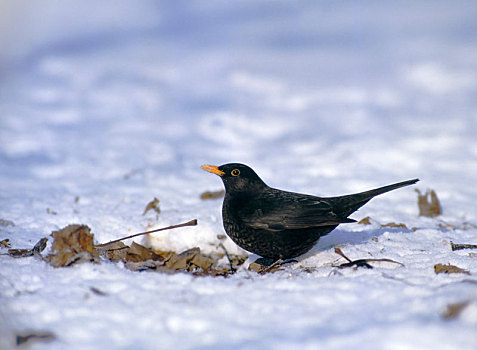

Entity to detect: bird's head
[201,163,267,194]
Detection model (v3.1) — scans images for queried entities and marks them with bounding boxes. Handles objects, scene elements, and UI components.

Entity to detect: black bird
[201,163,419,261]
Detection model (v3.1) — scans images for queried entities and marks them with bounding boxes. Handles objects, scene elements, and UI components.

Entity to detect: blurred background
[1,4,477,348]
[1,1,476,218]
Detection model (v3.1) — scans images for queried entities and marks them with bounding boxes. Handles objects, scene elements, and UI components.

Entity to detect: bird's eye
[231,169,240,176]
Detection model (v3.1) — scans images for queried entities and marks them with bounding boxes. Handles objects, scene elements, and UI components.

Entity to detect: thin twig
[259,259,284,274]
[104,246,130,252]
[334,247,353,262]
[218,243,235,273]
[95,219,197,247]
[334,247,404,269]
[451,241,477,251]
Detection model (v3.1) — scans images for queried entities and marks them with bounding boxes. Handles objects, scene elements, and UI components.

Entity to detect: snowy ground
[1,1,477,349]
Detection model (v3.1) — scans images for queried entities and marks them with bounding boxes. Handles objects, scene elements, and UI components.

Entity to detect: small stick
[334,247,403,269]
[95,219,197,247]
[259,259,284,274]
[451,241,477,251]
[334,247,353,263]
[219,243,235,273]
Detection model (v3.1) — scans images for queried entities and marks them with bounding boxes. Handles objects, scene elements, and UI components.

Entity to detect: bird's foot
[250,257,298,274]
[254,257,297,266]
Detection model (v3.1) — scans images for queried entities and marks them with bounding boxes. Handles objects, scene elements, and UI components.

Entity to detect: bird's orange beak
[201,164,225,176]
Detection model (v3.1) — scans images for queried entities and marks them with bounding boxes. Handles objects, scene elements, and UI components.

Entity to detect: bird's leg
[259,258,284,273]
[254,257,278,266]
[255,257,297,267]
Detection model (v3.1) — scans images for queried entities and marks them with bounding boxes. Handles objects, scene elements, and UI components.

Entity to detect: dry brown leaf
[434,263,470,275]
[126,260,165,272]
[382,222,408,229]
[441,301,472,320]
[200,189,225,200]
[415,189,442,217]
[248,261,283,274]
[99,241,129,262]
[7,237,48,258]
[438,220,477,231]
[0,218,15,227]
[248,262,268,273]
[1,238,11,248]
[167,247,200,270]
[357,216,372,225]
[47,225,99,267]
[189,252,213,271]
[165,247,213,273]
[7,248,34,258]
[100,239,219,275]
[99,241,170,264]
[32,237,48,254]
[127,242,165,262]
[142,197,160,216]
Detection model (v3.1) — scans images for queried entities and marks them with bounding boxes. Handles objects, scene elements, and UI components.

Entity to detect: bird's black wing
[237,190,355,232]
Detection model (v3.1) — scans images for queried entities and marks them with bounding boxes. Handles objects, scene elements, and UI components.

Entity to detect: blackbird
[201,163,419,261]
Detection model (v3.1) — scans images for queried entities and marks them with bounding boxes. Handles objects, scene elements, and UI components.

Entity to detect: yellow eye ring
[231,169,240,176]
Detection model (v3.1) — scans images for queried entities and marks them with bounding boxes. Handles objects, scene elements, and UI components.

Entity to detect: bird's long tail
[333,178,419,217]
[354,178,419,199]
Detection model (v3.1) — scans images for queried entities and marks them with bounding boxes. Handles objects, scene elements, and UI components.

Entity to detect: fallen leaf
[32,237,48,254]
[415,189,442,217]
[7,237,48,258]
[127,242,166,262]
[0,218,15,227]
[1,238,11,248]
[358,217,408,229]
[358,216,372,225]
[7,249,34,258]
[189,252,213,271]
[434,263,470,275]
[142,197,160,216]
[441,301,471,320]
[47,225,99,267]
[99,241,129,262]
[248,261,283,274]
[200,189,225,200]
[167,247,201,270]
[382,222,408,229]
[126,260,165,272]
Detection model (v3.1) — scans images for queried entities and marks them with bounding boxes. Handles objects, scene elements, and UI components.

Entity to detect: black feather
[203,163,418,260]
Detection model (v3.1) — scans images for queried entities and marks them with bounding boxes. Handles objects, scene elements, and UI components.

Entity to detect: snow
[1,1,477,349]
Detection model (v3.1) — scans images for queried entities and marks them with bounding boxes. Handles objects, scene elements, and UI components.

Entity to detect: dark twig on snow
[451,241,477,251]
[334,247,404,269]
[95,219,198,248]
[219,243,235,273]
